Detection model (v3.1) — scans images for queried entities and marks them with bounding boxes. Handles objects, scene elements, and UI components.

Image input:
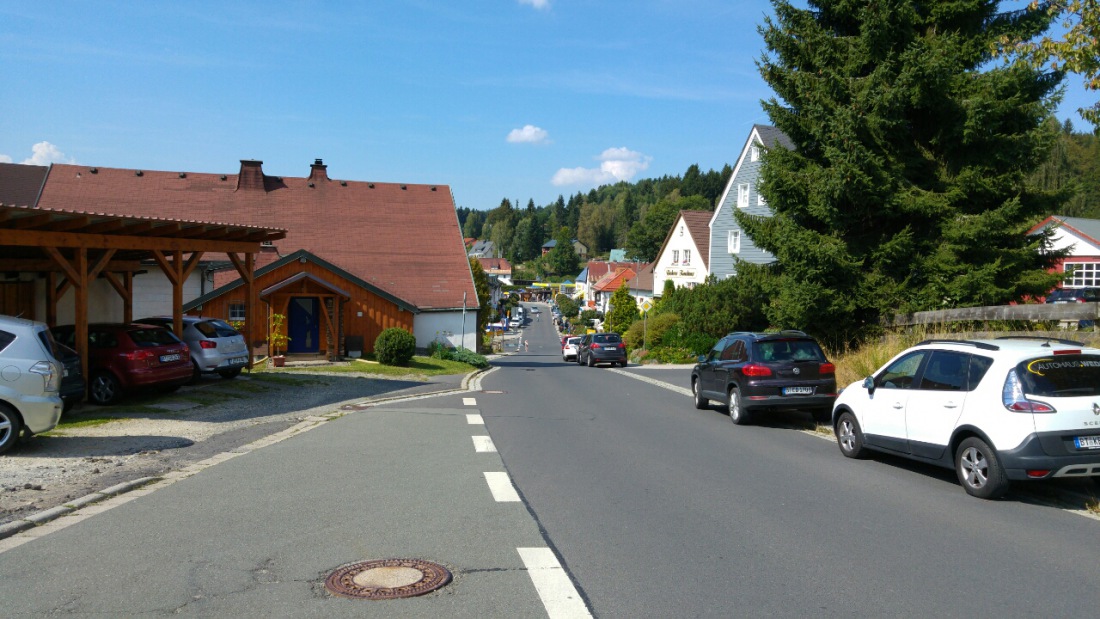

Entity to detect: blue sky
[1,1,1093,211]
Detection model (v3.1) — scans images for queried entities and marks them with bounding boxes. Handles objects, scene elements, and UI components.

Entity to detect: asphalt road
[1,305,1098,616]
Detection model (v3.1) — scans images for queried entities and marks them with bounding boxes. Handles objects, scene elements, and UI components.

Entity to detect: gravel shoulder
[1,367,469,527]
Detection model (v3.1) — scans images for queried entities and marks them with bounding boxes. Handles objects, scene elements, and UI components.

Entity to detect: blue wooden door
[287,297,320,353]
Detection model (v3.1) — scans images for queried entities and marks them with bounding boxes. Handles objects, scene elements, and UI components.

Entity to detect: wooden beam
[0,258,144,273]
[0,229,263,254]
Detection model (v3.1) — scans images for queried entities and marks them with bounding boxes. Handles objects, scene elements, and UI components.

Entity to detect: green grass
[44,413,127,432]
[268,356,478,378]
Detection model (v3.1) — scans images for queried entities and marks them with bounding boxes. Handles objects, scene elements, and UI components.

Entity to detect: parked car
[135,316,249,381]
[831,336,1100,499]
[51,323,193,405]
[691,331,837,425]
[53,342,85,413]
[0,315,64,454]
[577,332,627,367]
[562,336,582,362]
[1045,287,1100,303]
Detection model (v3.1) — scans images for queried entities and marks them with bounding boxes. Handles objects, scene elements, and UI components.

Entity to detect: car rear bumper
[999,432,1100,480]
[16,395,63,434]
[119,365,194,389]
[742,393,837,411]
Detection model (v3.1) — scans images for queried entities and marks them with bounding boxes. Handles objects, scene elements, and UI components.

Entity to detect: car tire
[955,437,1010,499]
[587,354,595,367]
[218,368,242,379]
[811,407,832,424]
[0,404,22,455]
[620,360,628,368]
[693,379,709,410]
[90,372,122,405]
[728,388,751,425]
[836,412,867,459]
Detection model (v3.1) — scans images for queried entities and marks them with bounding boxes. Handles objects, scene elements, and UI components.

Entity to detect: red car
[51,323,193,405]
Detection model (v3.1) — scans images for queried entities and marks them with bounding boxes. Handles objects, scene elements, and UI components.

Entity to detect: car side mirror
[862,376,876,394]
[698,355,706,363]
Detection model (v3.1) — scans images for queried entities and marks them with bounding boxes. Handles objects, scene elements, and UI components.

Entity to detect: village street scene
[2,1,1100,616]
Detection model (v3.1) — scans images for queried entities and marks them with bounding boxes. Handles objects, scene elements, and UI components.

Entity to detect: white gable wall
[653,215,708,295]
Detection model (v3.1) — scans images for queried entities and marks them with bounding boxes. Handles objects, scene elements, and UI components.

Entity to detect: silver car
[136,316,249,381]
[0,315,64,454]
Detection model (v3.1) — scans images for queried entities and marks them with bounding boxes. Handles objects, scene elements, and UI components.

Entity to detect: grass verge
[265,356,477,378]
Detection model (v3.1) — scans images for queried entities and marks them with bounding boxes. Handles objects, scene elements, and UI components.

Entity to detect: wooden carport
[0,204,286,384]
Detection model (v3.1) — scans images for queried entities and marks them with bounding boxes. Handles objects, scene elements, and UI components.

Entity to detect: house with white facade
[709,125,794,279]
[1028,215,1100,289]
[651,210,711,296]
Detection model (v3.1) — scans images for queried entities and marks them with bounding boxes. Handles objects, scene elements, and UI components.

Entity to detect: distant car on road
[577,332,627,368]
[1045,287,1100,304]
[0,315,64,454]
[135,316,249,381]
[562,336,581,362]
[691,331,836,425]
[832,336,1100,499]
[51,323,192,405]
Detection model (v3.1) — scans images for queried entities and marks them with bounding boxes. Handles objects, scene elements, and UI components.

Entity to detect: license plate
[230,356,248,364]
[1074,435,1100,450]
[159,354,181,363]
[783,386,814,395]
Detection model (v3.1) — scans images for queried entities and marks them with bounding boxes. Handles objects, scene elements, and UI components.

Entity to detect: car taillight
[1053,349,1080,355]
[1002,369,1056,413]
[742,363,773,377]
[819,363,835,375]
[30,360,61,393]
[618,342,625,350]
[200,340,217,349]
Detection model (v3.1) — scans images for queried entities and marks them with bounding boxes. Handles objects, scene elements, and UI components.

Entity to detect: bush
[645,346,699,364]
[662,324,717,356]
[450,347,490,369]
[375,328,416,366]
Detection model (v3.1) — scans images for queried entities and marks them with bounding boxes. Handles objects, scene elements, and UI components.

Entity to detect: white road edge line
[472,435,497,453]
[517,547,592,619]
[466,413,484,425]
[483,472,521,502]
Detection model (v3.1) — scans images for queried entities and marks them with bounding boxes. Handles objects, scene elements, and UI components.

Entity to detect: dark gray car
[136,316,249,381]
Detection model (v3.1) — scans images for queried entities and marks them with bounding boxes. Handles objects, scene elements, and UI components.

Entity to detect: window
[877,351,927,390]
[750,146,760,162]
[728,230,741,254]
[737,183,750,208]
[229,303,246,321]
[683,249,691,265]
[919,351,970,391]
[1064,262,1100,287]
[672,250,679,264]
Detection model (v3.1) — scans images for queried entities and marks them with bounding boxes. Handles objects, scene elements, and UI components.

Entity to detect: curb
[0,477,159,541]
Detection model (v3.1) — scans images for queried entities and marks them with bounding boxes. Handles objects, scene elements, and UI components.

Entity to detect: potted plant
[269,313,290,367]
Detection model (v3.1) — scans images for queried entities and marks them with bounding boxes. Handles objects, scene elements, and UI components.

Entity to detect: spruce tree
[745,0,1067,342]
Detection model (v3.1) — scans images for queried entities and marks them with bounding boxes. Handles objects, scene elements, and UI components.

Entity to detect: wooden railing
[890,302,1100,327]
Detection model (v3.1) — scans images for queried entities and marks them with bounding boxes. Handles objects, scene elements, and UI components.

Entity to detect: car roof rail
[915,339,1001,351]
[994,335,1086,347]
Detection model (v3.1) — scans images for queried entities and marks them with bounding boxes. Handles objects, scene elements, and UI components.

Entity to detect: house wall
[31,269,203,324]
[1045,228,1100,287]
[709,134,776,280]
[652,216,707,295]
[414,310,478,352]
[190,261,412,354]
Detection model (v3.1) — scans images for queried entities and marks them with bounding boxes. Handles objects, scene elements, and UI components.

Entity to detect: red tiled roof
[630,262,655,293]
[35,161,475,310]
[0,162,48,207]
[593,267,636,292]
[586,260,648,281]
[477,257,512,272]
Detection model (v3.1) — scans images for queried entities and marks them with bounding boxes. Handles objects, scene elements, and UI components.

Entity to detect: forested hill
[456,163,732,264]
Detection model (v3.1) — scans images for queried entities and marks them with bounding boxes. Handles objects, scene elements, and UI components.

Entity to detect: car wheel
[956,437,1010,499]
[811,407,832,424]
[587,354,595,367]
[728,388,751,425]
[0,404,22,455]
[218,368,242,379]
[90,372,122,405]
[693,379,709,410]
[620,360,628,368]
[836,412,867,459]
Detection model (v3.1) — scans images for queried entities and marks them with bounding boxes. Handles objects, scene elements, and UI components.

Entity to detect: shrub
[450,347,490,369]
[645,346,699,364]
[623,319,646,349]
[375,327,416,366]
[662,324,718,356]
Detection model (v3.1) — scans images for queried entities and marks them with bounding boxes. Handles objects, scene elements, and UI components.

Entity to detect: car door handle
[943,402,958,409]
[892,402,904,409]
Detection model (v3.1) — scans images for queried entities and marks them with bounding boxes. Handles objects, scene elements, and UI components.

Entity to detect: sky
[1,1,1094,211]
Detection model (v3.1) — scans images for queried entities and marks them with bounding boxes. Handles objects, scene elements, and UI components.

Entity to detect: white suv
[832,337,1100,499]
[0,315,64,454]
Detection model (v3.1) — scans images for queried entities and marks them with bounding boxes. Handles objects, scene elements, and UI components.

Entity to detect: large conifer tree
[744,0,1067,342]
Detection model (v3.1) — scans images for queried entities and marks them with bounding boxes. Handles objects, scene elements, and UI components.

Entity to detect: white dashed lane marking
[483,472,521,502]
[517,547,592,618]
[463,397,477,406]
[466,413,484,425]
[472,435,497,453]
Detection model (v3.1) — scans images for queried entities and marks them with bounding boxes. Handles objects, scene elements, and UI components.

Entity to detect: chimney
[309,158,329,183]
[236,160,265,191]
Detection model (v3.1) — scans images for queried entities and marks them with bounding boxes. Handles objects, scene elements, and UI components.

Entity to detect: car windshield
[128,328,182,347]
[754,339,825,362]
[1018,354,1100,397]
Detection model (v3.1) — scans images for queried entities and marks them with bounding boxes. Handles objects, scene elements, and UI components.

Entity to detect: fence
[890,302,1099,327]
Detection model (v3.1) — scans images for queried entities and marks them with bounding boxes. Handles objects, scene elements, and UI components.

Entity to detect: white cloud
[21,141,72,166]
[0,154,12,163]
[552,147,652,187]
[507,124,550,144]
[518,0,550,10]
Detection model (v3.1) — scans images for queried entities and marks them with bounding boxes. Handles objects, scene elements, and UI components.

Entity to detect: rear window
[754,339,825,362]
[127,327,183,347]
[567,337,581,345]
[0,329,14,353]
[195,319,240,338]
[1019,355,1100,397]
[593,334,621,344]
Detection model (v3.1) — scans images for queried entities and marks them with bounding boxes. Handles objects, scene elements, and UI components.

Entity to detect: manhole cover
[325,559,451,600]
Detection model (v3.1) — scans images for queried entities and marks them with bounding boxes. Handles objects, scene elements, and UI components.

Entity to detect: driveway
[1,365,473,529]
